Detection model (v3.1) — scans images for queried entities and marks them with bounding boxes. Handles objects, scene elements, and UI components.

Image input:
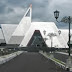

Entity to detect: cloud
[0,0,72,28]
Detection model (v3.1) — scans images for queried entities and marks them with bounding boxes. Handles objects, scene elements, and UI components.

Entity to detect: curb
[39,51,66,70]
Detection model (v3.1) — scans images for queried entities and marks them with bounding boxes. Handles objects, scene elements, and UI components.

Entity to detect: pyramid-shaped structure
[20,22,68,48]
[8,5,32,44]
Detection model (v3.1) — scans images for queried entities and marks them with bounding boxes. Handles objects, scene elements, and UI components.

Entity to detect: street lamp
[43,30,48,52]
[54,10,72,70]
[54,10,71,56]
[43,30,48,42]
[58,30,61,35]
[43,30,46,36]
[54,10,59,21]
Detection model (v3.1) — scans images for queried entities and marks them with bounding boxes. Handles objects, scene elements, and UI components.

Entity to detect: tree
[61,16,72,23]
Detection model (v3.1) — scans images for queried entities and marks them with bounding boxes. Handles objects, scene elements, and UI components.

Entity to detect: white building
[0,5,71,48]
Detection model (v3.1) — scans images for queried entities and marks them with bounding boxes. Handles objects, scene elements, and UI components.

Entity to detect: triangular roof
[1,24,17,43]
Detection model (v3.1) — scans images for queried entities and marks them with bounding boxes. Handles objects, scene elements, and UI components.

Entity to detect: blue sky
[0,0,72,28]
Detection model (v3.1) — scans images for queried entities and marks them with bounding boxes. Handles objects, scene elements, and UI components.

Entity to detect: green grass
[41,52,65,66]
[53,58,65,65]
[46,53,65,65]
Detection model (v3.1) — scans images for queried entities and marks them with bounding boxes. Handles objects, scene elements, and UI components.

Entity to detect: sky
[0,0,72,28]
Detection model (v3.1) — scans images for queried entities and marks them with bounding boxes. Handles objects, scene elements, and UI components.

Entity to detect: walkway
[0,52,68,72]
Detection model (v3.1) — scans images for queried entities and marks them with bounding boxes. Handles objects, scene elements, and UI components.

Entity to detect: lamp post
[43,30,48,42]
[43,30,48,52]
[54,10,71,56]
[58,30,61,35]
[54,10,72,70]
[54,10,59,21]
[43,30,46,36]
[68,16,71,56]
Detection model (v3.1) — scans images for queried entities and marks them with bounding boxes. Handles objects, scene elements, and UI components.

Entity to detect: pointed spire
[30,4,32,21]
[24,4,32,17]
[11,4,32,36]
[30,4,32,8]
